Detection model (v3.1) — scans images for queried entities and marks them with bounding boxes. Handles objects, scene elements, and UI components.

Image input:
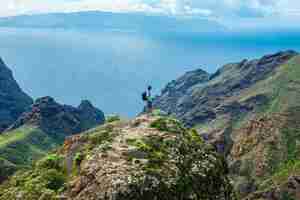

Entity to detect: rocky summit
[154,50,300,199]
[0,57,33,132]
[7,96,105,136]
[0,114,235,200]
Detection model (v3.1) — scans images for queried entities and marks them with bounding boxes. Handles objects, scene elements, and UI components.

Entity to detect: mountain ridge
[6,96,105,135]
[153,50,298,127]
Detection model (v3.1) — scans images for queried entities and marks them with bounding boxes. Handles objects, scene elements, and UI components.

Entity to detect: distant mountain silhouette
[0,11,226,33]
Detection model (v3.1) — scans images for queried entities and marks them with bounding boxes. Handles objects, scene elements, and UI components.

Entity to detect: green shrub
[0,167,66,199]
[150,118,168,131]
[74,152,84,166]
[89,130,114,146]
[42,169,66,191]
[106,115,121,123]
[188,128,204,145]
[150,117,185,133]
[36,154,63,170]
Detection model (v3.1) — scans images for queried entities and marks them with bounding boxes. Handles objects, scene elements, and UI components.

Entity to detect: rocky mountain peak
[7,96,105,136]
[162,68,210,94]
[34,96,55,104]
[153,68,210,116]
[77,99,105,130]
[78,100,94,110]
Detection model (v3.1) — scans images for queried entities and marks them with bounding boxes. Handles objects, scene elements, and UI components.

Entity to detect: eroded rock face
[7,96,105,136]
[154,69,210,116]
[0,57,33,132]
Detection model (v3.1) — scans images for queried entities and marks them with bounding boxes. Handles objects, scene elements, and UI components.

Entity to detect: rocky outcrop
[0,57,33,132]
[7,96,105,136]
[154,69,210,115]
[77,100,106,130]
[0,114,236,199]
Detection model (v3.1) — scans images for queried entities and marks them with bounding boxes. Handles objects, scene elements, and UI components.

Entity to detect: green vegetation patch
[106,115,121,123]
[74,152,84,167]
[0,126,62,165]
[0,126,63,182]
[150,117,186,133]
[267,55,300,113]
[36,154,64,171]
[0,153,67,200]
[85,124,118,152]
[272,160,300,185]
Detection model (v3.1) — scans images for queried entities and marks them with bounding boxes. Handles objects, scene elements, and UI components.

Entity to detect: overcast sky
[1,0,300,29]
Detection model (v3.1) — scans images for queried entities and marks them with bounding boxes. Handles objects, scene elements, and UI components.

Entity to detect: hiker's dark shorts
[147,101,153,109]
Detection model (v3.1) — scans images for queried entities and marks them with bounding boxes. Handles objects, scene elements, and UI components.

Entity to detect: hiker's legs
[147,100,153,113]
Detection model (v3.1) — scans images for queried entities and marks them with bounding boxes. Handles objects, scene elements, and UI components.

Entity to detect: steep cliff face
[154,69,210,116]
[0,57,33,132]
[154,51,300,199]
[0,114,235,200]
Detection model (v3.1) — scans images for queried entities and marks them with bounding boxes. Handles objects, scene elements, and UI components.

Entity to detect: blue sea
[0,27,299,116]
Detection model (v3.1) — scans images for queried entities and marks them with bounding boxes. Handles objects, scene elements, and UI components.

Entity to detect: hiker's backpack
[142,92,148,101]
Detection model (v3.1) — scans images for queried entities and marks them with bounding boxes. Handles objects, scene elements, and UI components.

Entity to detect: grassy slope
[236,55,300,114]
[268,55,300,112]
[0,126,64,179]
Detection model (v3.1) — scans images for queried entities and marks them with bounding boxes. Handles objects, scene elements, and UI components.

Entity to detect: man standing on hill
[142,86,153,113]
